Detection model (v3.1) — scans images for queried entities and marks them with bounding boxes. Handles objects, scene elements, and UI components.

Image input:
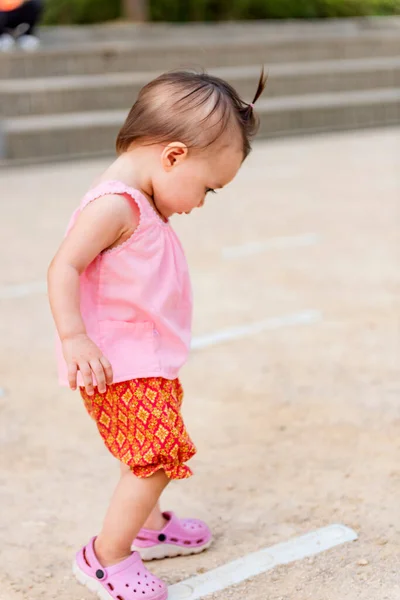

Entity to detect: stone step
[0,30,399,79]
[36,18,400,48]
[2,58,400,118]
[2,88,399,164]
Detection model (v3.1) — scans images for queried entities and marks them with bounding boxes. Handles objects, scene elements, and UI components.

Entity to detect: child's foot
[73,537,168,600]
[132,511,212,561]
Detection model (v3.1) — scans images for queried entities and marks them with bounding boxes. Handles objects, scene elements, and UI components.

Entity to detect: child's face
[152,141,243,218]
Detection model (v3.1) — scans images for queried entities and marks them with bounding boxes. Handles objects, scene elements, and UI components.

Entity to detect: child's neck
[98,151,167,222]
[101,151,151,192]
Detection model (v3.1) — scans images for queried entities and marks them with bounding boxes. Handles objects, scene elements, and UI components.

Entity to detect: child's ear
[161,142,188,171]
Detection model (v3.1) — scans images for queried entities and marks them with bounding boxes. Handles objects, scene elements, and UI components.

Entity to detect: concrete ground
[0,128,399,600]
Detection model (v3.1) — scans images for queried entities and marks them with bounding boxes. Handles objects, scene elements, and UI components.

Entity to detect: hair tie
[249,103,254,109]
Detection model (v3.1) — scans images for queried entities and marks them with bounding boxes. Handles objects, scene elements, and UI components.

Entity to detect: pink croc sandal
[132,512,212,561]
[73,537,168,600]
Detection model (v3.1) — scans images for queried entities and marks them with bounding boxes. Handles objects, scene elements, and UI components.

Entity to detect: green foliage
[42,0,121,25]
[370,0,400,14]
[42,0,400,25]
[232,0,323,19]
[318,0,377,17]
[318,0,400,16]
[149,0,400,20]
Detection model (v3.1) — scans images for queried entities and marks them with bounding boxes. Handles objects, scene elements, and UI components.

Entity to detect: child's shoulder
[83,179,138,206]
[81,180,141,219]
[76,184,141,241]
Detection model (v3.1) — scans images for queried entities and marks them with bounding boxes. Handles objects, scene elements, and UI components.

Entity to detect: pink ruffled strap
[80,180,159,224]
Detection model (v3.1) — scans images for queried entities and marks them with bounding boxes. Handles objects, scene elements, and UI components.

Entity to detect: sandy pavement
[0,128,399,600]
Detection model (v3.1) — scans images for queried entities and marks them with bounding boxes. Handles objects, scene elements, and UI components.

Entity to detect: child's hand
[62,334,113,395]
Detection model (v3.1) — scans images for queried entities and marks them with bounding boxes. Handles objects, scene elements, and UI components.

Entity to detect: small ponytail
[239,67,267,152]
[251,67,268,107]
[244,67,268,118]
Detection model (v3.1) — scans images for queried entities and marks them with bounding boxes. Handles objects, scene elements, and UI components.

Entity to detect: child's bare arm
[48,194,139,395]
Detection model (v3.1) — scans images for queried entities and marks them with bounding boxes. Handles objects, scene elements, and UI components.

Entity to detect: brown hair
[116,68,267,158]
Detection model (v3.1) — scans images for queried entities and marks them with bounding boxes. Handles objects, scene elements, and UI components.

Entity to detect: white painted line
[223,233,319,259]
[0,280,46,299]
[169,524,357,600]
[191,310,321,350]
[21,520,47,527]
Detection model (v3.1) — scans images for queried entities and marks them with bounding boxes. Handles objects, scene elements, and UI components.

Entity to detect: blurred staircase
[0,20,399,164]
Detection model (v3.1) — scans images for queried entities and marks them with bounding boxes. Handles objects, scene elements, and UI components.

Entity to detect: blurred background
[43,0,400,24]
[0,1,399,161]
[0,1,400,161]
[1,3,400,600]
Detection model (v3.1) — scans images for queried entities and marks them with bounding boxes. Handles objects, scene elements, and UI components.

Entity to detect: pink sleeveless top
[56,180,193,387]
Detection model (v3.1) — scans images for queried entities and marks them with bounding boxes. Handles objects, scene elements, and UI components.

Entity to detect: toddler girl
[48,68,266,600]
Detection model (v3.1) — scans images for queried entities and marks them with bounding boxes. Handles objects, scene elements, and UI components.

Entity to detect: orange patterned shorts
[80,378,196,480]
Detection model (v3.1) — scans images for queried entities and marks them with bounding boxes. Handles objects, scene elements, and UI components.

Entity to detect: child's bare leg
[95,467,168,566]
[119,464,167,531]
[143,501,168,530]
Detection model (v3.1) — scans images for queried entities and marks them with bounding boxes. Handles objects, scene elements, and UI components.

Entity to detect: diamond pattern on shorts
[136,430,145,447]
[137,406,150,424]
[81,378,196,480]
[121,389,133,406]
[99,412,110,428]
[155,425,169,443]
[116,431,126,448]
[122,449,133,463]
[118,410,128,426]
